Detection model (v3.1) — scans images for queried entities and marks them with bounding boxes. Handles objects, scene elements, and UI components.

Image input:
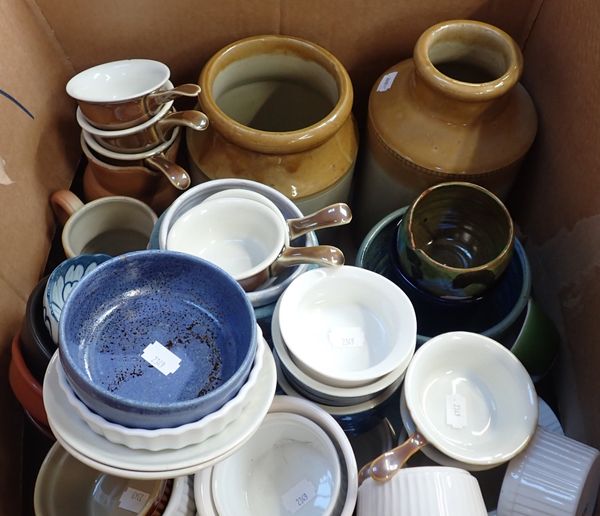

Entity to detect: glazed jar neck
[411,20,523,124]
[199,35,353,154]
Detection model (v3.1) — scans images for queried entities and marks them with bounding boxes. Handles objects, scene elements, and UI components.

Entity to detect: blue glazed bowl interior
[356,209,530,345]
[58,250,256,428]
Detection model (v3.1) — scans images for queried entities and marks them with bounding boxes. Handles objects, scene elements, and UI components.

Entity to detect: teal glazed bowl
[396,182,515,300]
[58,250,257,429]
[357,207,530,347]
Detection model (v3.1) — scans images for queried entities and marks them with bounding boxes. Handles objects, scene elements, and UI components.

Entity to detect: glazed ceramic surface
[56,333,267,451]
[43,254,111,344]
[43,347,276,478]
[212,412,341,516]
[20,276,56,383]
[271,298,407,406]
[497,428,600,516]
[50,190,157,258]
[188,35,358,212]
[58,251,256,429]
[278,266,416,387]
[358,467,487,516]
[354,19,537,236]
[356,207,531,347]
[67,60,201,129]
[157,179,319,307]
[397,182,514,299]
[405,332,538,466]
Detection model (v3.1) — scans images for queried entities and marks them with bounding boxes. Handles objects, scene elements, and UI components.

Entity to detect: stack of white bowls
[271,265,417,433]
[67,59,209,194]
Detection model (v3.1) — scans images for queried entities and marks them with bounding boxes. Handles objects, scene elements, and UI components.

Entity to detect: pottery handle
[147,83,202,104]
[156,110,209,135]
[270,245,344,277]
[358,432,428,486]
[288,203,352,240]
[50,190,84,225]
[145,156,191,191]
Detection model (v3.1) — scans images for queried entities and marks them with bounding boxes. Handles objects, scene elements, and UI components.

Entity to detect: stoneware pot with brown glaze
[355,19,537,236]
[187,34,359,215]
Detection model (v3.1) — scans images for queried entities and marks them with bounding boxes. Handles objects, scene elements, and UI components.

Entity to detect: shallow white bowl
[405,331,538,467]
[194,395,358,516]
[158,179,319,308]
[271,297,407,406]
[211,412,342,516]
[278,266,417,387]
[56,330,267,451]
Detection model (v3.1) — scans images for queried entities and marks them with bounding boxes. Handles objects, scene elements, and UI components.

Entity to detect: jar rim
[198,34,353,154]
[414,20,523,102]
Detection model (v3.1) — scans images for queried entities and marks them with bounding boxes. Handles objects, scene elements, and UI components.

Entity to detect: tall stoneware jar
[187,35,358,216]
[355,20,537,236]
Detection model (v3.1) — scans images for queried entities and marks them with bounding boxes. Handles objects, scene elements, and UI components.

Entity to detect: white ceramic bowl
[278,266,417,387]
[75,81,174,136]
[211,412,342,516]
[34,442,170,516]
[271,298,407,406]
[405,331,538,467]
[67,59,170,103]
[194,395,358,516]
[158,179,319,307]
[358,466,488,516]
[166,197,288,280]
[55,329,267,451]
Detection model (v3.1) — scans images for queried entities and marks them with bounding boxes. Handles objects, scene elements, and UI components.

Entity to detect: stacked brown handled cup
[67,59,209,212]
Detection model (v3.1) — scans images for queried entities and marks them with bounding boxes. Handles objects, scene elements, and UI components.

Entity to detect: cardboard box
[1,0,597,513]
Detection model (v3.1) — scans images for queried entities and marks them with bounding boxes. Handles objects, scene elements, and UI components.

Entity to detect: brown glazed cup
[90,109,209,154]
[396,182,514,300]
[67,59,203,129]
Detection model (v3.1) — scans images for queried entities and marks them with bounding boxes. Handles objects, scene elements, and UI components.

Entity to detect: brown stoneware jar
[187,35,358,215]
[355,20,537,236]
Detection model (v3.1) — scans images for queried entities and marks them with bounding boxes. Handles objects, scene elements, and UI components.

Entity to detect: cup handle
[287,203,352,241]
[358,432,428,486]
[269,245,344,277]
[156,110,209,135]
[50,190,84,225]
[147,83,202,104]
[144,156,191,191]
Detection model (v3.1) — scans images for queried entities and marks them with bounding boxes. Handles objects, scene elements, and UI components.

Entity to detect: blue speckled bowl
[43,254,112,345]
[58,250,257,429]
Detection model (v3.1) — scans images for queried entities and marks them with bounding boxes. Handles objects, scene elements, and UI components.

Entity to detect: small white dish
[75,81,174,136]
[167,197,287,280]
[278,266,416,387]
[67,59,170,103]
[42,346,277,479]
[194,395,359,516]
[81,126,179,160]
[271,297,407,406]
[211,412,342,516]
[404,331,538,467]
[56,330,267,451]
[164,475,196,516]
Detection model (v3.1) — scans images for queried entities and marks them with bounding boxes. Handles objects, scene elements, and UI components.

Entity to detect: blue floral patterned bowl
[58,250,257,429]
[43,254,112,344]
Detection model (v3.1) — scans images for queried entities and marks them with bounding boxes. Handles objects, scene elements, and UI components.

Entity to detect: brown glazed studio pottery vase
[187,35,358,215]
[355,19,537,236]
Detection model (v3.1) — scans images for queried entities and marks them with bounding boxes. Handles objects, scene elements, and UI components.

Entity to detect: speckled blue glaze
[356,208,531,347]
[58,250,257,429]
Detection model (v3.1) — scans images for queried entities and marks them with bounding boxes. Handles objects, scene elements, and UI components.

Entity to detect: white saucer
[43,345,276,479]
